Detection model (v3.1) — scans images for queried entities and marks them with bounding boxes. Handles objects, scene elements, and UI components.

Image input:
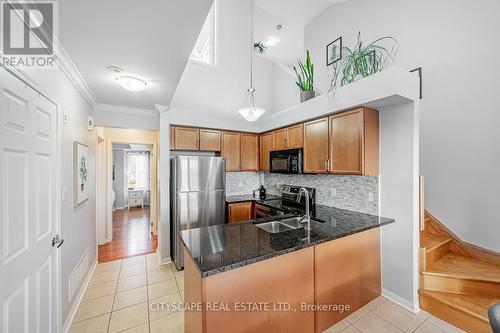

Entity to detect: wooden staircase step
[419,290,497,333]
[420,232,452,251]
[421,253,500,297]
[420,231,452,268]
[428,253,500,283]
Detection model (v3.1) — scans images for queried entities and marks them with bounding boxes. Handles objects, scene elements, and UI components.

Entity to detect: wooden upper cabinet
[170,126,175,149]
[259,132,274,171]
[329,108,379,175]
[273,128,287,150]
[221,131,241,172]
[286,124,303,149]
[273,124,303,150]
[303,117,329,173]
[174,126,199,150]
[199,129,221,151]
[240,133,259,171]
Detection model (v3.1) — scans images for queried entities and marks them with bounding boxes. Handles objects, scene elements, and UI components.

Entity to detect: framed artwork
[326,36,342,66]
[74,142,89,207]
[365,50,377,73]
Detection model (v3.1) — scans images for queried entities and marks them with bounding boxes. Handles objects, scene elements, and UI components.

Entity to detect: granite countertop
[179,205,395,277]
[225,194,281,203]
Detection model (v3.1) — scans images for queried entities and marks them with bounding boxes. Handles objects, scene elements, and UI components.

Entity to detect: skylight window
[190,1,217,66]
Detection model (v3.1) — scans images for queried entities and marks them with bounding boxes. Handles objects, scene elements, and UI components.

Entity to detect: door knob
[52,235,64,248]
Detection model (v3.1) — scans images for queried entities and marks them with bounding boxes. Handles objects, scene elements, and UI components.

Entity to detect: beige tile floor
[71,253,465,333]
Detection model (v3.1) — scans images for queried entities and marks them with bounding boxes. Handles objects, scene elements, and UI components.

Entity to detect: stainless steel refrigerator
[170,156,226,269]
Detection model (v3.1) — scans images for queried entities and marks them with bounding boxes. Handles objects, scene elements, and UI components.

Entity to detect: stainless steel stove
[255,185,316,217]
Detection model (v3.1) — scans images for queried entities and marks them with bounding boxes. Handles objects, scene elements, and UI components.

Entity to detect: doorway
[95,128,159,263]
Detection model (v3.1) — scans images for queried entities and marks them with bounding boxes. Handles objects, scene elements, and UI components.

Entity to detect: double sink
[255,216,318,234]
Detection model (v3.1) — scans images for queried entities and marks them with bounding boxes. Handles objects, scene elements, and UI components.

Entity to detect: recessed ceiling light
[115,75,148,92]
[276,24,283,30]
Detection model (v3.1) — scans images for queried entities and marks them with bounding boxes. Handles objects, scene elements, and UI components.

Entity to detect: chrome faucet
[296,187,311,231]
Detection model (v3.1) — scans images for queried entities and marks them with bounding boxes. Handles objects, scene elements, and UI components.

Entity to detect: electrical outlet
[238,181,243,188]
[368,192,375,202]
[331,188,337,197]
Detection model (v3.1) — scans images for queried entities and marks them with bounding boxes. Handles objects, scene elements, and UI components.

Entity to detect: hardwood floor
[98,207,157,263]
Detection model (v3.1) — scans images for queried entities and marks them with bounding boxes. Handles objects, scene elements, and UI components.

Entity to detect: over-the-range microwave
[270,148,303,174]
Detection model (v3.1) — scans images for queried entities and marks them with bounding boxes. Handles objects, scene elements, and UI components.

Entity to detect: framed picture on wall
[326,36,342,66]
[74,142,89,207]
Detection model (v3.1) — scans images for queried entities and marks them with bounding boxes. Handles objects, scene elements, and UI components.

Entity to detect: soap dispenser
[258,185,266,200]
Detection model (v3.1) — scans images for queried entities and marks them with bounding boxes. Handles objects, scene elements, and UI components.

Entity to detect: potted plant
[294,50,315,102]
[329,32,398,98]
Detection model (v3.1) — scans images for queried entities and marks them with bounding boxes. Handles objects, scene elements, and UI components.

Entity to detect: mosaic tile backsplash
[226,172,379,215]
[225,172,263,196]
[263,173,378,215]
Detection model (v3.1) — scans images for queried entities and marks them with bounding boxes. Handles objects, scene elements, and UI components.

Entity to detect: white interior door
[0,68,59,333]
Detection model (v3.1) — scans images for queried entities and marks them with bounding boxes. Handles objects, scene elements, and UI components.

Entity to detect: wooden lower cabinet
[315,228,381,332]
[183,228,382,333]
[184,247,315,333]
[227,202,254,223]
[240,133,259,171]
[303,117,329,173]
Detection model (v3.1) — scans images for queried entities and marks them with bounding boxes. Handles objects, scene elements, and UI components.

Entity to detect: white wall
[112,149,125,208]
[21,65,97,324]
[93,110,159,131]
[170,0,298,131]
[305,0,500,251]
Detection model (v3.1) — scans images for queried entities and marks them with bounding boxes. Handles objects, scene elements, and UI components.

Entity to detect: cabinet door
[259,132,274,171]
[170,126,175,149]
[240,133,259,171]
[329,109,363,174]
[315,228,380,331]
[199,129,221,151]
[228,202,254,223]
[174,126,199,150]
[303,117,329,173]
[286,124,303,148]
[221,132,241,171]
[273,128,287,150]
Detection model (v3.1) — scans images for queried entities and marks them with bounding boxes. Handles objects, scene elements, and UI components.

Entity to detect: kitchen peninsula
[180,206,394,333]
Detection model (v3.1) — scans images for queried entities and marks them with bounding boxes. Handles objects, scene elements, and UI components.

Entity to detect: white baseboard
[157,249,172,265]
[61,259,97,333]
[382,288,418,313]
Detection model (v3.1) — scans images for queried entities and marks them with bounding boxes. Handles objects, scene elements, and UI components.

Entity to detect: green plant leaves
[294,49,314,91]
[329,32,399,100]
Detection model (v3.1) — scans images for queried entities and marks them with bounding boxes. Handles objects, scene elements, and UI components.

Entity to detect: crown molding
[154,104,169,113]
[54,44,97,109]
[95,103,159,117]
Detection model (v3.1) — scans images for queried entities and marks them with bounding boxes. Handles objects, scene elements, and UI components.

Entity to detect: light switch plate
[62,187,68,201]
[331,188,337,197]
[368,192,375,202]
[238,181,243,188]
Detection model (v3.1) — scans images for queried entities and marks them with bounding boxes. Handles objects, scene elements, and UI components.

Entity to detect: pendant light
[237,0,266,122]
